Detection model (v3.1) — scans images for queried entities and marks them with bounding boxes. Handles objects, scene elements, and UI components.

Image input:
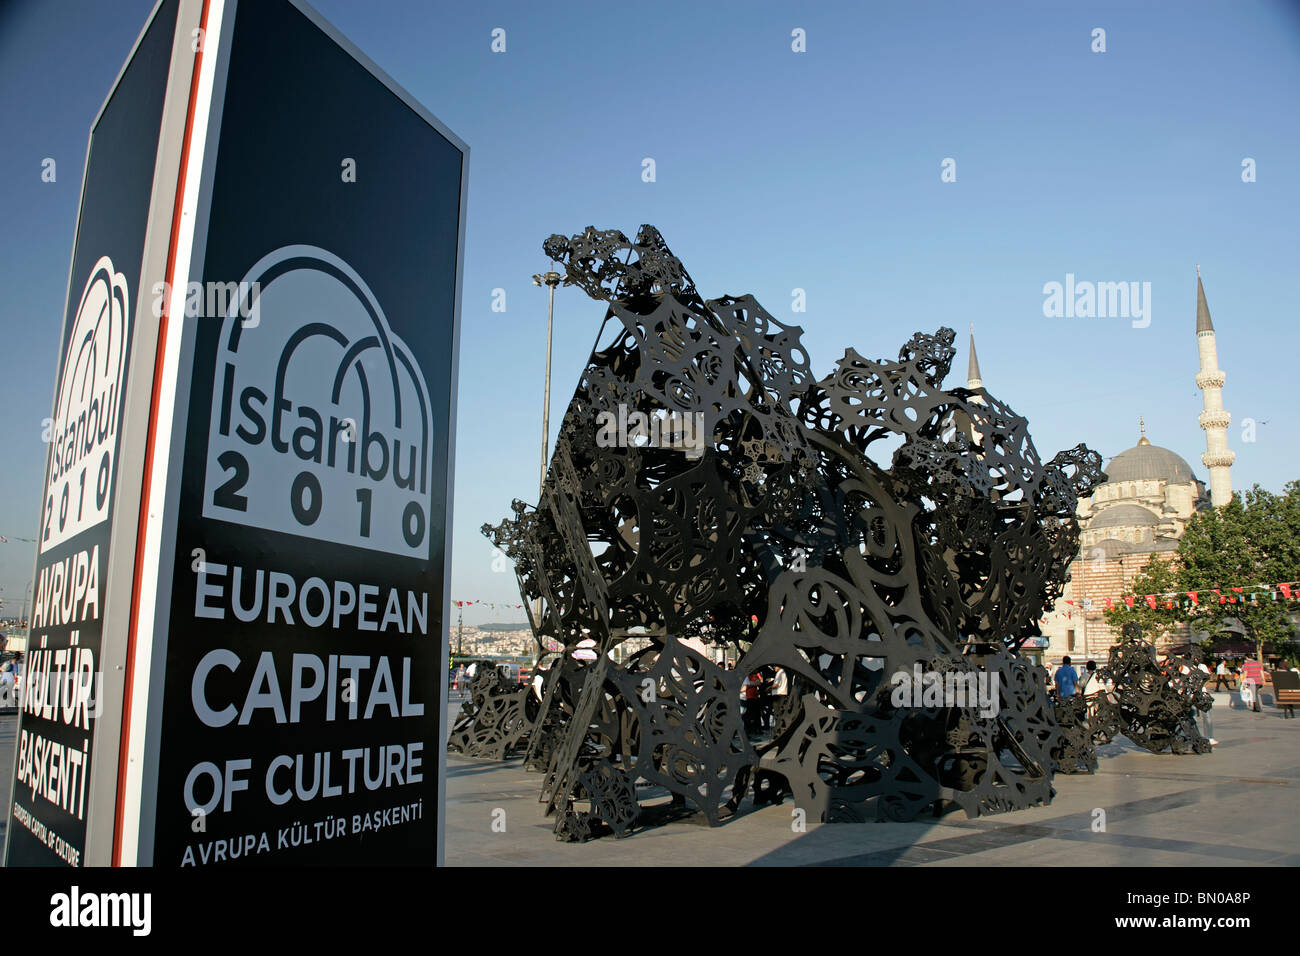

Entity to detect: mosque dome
[1103,424,1199,485]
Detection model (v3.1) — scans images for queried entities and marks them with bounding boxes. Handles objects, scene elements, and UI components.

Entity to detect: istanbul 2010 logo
[203,246,435,559]
[43,256,129,553]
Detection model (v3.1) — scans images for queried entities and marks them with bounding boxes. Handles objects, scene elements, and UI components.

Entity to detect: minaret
[966,325,985,445]
[1194,267,1234,507]
[967,324,984,392]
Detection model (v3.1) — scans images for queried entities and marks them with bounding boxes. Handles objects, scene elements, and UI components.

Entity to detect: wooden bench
[1272,670,1300,707]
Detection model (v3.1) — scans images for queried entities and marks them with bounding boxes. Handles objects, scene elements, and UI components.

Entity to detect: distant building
[1035,270,1231,661]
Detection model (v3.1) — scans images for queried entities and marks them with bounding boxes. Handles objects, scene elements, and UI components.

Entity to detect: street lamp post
[531,267,565,653]
[532,268,564,496]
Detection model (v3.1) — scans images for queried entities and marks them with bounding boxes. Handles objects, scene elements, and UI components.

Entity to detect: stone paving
[1,691,1293,866]
[443,690,1300,866]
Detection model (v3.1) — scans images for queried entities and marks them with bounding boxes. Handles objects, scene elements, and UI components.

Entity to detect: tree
[1106,551,1183,640]
[1103,483,1300,663]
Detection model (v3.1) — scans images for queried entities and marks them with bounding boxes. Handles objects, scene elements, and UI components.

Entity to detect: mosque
[967,271,1233,665]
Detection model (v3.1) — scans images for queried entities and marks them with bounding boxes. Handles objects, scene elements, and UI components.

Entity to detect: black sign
[5,0,180,867]
[149,0,463,865]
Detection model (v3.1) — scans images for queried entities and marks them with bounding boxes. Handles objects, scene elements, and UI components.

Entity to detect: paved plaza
[2,690,1293,866]
[443,690,1300,866]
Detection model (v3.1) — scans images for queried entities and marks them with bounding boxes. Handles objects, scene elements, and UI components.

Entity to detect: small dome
[1090,538,1131,558]
[1089,504,1159,530]
[1105,443,1198,484]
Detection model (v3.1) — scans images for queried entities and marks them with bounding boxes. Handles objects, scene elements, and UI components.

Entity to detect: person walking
[1242,658,1265,713]
[741,671,763,736]
[1054,656,1079,699]
[1196,661,1217,743]
[1078,660,1098,695]
[1083,661,1111,699]
[1213,659,1231,692]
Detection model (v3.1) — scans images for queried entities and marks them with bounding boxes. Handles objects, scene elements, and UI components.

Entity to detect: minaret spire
[967,324,983,390]
[955,324,986,447]
[1194,269,1234,506]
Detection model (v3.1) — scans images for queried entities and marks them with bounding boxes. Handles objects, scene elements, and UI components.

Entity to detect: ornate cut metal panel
[1092,625,1214,755]
[1051,692,1099,774]
[470,224,1123,838]
[447,662,537,760]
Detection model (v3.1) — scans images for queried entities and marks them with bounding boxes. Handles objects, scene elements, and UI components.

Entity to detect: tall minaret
[966,325,985,444]
[1195,267,1234,507]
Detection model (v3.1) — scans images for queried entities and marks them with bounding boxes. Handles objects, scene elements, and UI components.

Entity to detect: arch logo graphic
[203,246,434,559]
[42,256,130,553]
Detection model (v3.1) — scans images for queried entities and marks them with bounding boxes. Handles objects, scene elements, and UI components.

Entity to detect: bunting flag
[1066,579,1300,614]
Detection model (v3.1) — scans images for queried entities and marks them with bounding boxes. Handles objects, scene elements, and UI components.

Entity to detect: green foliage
[1102,483,1300,661]
[1101,552,1182,638]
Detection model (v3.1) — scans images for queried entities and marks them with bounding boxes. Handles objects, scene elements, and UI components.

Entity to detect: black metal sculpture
[1050,692,1099,774]
[446,662,537,760]
[478,224,1105,839]
[1090,626,1214,755]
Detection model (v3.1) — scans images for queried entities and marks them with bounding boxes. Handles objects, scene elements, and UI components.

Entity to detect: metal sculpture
[1050,692,1099,774]
[478,224,1105,839]
[1092,626,1214,755]
[446,662,537,760]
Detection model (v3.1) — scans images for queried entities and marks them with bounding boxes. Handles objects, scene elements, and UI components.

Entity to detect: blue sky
[0,0,1297,625]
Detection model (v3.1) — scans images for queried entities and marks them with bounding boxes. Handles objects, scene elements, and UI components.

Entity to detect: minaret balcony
[1198,410,1231,429]
[1201,450,1236,468]
[1195,371,1225,389]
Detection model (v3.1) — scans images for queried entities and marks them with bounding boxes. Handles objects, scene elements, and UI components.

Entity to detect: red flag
[1125,596,1135,609]
[1106,597,1113,609]
[1145,595,1157,609]
[1281,583,1294,600]
[1165,600,1174,609]
[1187,591,1198,604]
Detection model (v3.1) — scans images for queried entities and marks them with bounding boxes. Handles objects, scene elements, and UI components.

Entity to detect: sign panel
[5,0,181,866]
[141,0,463,865]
